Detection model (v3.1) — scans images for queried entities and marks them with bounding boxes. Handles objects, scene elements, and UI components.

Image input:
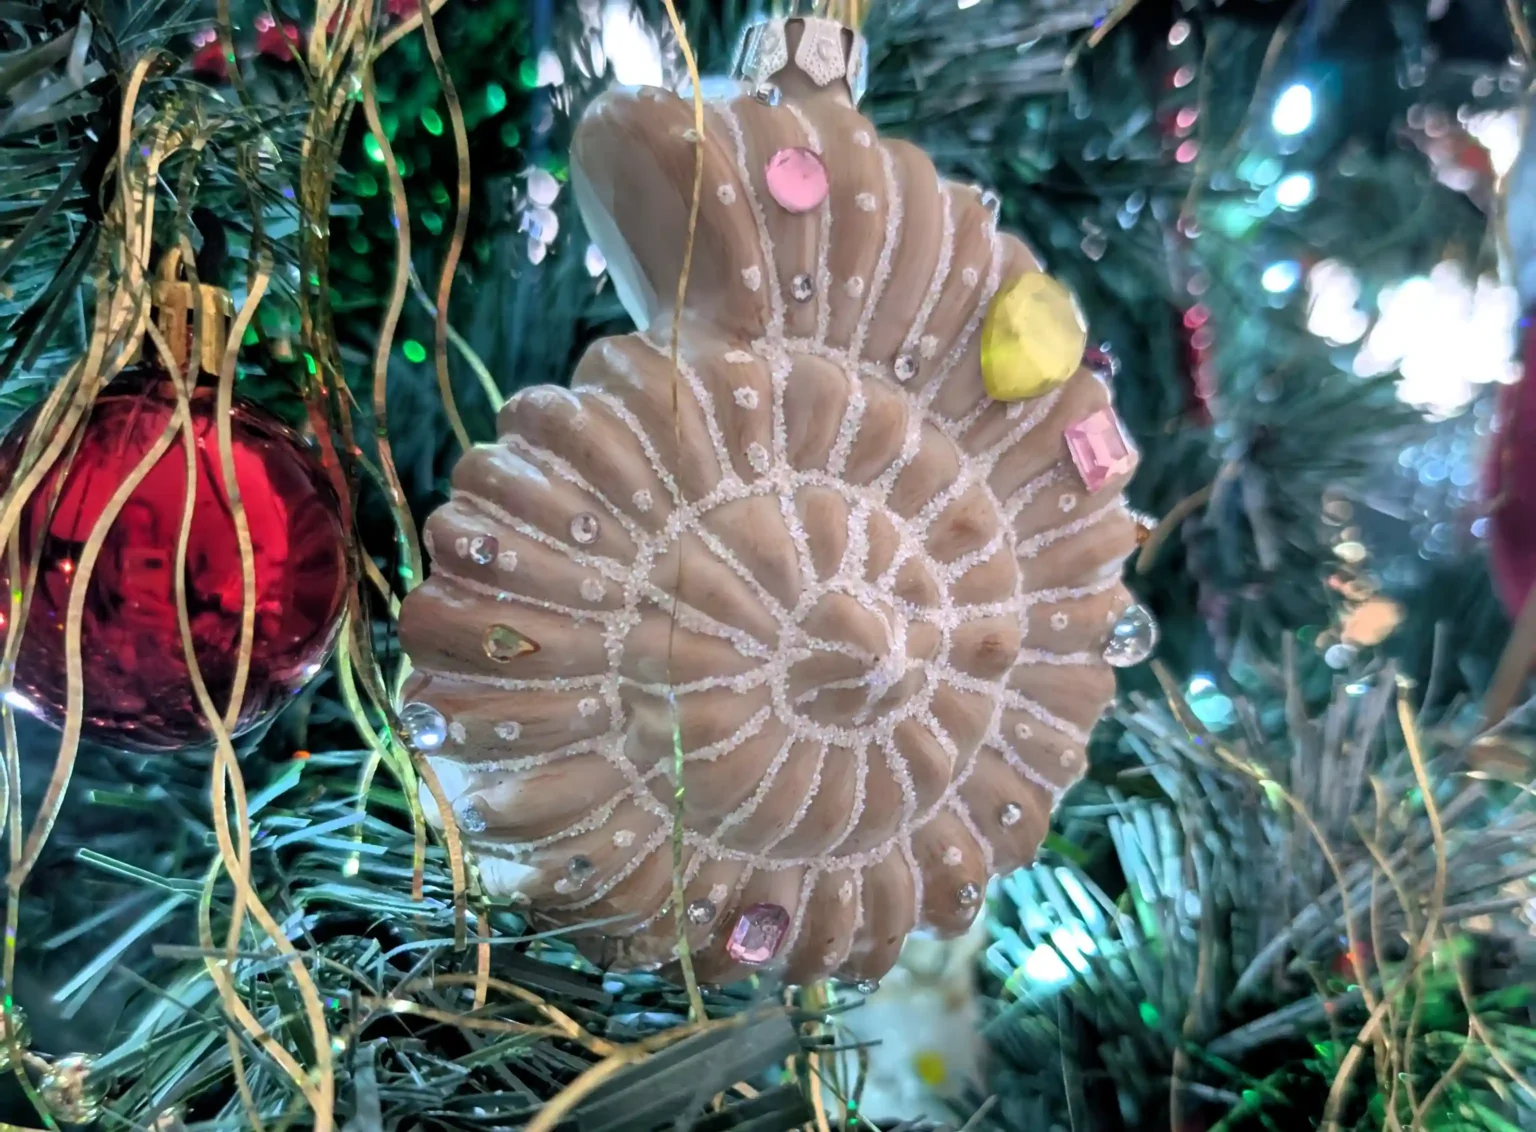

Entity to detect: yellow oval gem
[912,1049,948,1088]
[980,272,1088,401]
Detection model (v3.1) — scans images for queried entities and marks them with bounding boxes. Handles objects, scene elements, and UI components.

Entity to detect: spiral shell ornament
[398,15,1140,985]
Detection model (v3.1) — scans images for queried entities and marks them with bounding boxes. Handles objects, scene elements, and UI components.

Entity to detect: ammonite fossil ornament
[398,14,1142,985]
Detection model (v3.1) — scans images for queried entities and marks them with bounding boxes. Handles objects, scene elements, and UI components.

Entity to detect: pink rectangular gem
[1064,408,1135,491]
[725,903,790,966]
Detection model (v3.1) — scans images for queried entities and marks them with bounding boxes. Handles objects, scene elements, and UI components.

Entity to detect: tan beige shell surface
[397,78,1139,985]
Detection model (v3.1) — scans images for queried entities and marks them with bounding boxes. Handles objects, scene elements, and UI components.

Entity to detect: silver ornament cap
[733,11,869,106]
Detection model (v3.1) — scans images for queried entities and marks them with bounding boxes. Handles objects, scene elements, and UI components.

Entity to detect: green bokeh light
[421,108,444,136]
[402,339,427,364]
[421,211,444,235]
[485,82,507,115]
[499,120,521,148]
[363,135,385,164]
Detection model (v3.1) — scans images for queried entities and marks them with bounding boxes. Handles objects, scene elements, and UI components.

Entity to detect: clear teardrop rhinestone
[399,702,447,750]
[570,513,600,545]
[791,274,815,302]
[957,882,981,907]
[1103,602,1159,668]
[893,354,917,382]
[999,802,1023,828]
[567,856,594,885]
[685,898,716,925]
[468,535,498,565]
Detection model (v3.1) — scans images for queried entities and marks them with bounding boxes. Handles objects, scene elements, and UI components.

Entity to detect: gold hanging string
[417,0,474,456]
[658,0,708,1025]
[0,51,163,592]
[7,99,177,892]
[153,300,332,1119]
[375,0,451,59]
[361,68,425,591]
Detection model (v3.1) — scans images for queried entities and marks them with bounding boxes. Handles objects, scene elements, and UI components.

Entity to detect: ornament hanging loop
[145,246,234,379]
[734,7,869,106]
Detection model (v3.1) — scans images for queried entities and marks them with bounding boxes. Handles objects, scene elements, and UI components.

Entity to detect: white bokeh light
[601,0,664,87]
[1465,108,1521,179]
[1272,83,1315,136]
[1310,260,1519,418]
[1306,260,1370,346]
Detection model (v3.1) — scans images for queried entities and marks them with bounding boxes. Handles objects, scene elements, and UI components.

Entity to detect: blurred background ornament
[1485,313,1536,617]
[832,917,990,1125]
[0,259,349,752]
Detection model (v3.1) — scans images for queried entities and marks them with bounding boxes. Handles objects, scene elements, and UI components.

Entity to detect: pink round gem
[764,147,829,214]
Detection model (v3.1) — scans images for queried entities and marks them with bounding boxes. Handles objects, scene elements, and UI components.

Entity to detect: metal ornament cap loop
[733,15,869,106]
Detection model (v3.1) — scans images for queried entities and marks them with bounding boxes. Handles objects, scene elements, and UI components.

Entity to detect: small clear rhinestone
[448,720,467,743]
[399,702,447,750]
[742,265,762,291]
[1060,749,1079,768]
[942,845,962,866]
[791,274,815,302]
[578,697,600,717]
[1104,602,1159,668]
[709,883,730,904]
[1051,611,1070,630]
[612,828,635,847]
[746,442,771,474]
[855,979,880,994]
[734,387,760,409]
[716,183,737,205]
[962,266,980,287]
[853,130,872,147]
[455,801,487,833]
[497,549,518,572]
[855,191,877,212]
[567,856,594,884]
[1059,493,1079,512]
[999,802,1023,827]
[845,276,866,298]
[919,334,939,358]
[569,513,600,545]
[753,83,781,106]
[632,490,653,513]
[495,720,522,741]
[957,882,982,907]
[685,898,716,925]
[1014,721,1032,741]
[580,577,606,601]
[893,354,917,382]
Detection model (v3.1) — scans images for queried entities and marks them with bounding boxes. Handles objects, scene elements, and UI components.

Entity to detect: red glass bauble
[0,369,349,751]
[1486,315,1536,617]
